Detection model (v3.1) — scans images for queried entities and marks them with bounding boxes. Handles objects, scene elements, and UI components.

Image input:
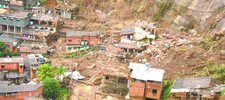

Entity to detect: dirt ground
[47,1,225,99]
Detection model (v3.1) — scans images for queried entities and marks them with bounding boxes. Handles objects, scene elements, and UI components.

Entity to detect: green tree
[0,41,6,51]
[37,64,55,81]
[55,65,67,80]
[42,78,60,99]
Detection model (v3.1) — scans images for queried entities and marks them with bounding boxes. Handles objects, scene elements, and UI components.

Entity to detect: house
[0,11,32,35]
[0,84,42,100]
[120,27,135,40]
[128,62,165,100]
[29,13,57,33]
[66,31,99,52]
[9,0,36,11]
[0,57,25,82]
[171,77,222,100]
[54,3,78,19]
[0,34,20,52]
[134,20,157,42]
[117,39,148,54]
[19,46,47,57]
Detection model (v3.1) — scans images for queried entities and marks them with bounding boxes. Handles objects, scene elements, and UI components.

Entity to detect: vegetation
[201,37,218,50]
[42,78,61,100]
[152,0,173,21]
[37,64,55,81]
[37,64,68,99]
[0,41,20,57]
[162,80,172,100]
[204,60,225,82]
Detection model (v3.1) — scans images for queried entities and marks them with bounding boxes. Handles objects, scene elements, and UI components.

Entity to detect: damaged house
[128,62,165,100]
[66,30,100,52]
[134,20,157,43]
[100,73,129,97]
[120,27,135,40]
[171,77,222,100]
[9,0,36,11]
[118,39,148,54]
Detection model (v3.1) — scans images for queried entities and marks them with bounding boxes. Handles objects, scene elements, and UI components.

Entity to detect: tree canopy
[42,78,60,99]
[37,63,55,81]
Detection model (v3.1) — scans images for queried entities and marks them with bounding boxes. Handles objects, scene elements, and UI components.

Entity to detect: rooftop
[0,11,30,19]
[118,41,147,50]
[120,27,135,35]
[0,57,24,65]
[66,31,98,37]
[129,62,165,82]
[171,77,221,93]
[31,13,57,22]
[0,34,19,44]
[0,84,42,93]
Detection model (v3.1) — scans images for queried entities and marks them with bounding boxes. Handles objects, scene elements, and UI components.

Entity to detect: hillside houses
[66,31,100,52]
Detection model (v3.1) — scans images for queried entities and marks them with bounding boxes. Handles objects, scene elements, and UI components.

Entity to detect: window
[16,19,20,22]
[105,76,109,80]
[10,18,13,21]
[118,78,127,83]
[20,66,23,68]
[68,47,72,50]
[3,17,6,20]
[1,65,5,69]
[68,40,72,42]
[152,89,157,94]
[50,28,54,31]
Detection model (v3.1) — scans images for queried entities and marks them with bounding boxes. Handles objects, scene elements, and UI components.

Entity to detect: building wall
[0,16,29,28]
[9,5,25,11]
[17,87,42,99]
[145,82,162,99]
[129,82,145,99]
[89,37,99,46]
[0,87,42,100]
[172,92,187,100]
[0,62,23,74]
[66,37,81,45]
[66,45,89,52]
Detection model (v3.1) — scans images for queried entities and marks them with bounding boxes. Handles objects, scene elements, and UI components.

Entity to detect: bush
[162,80,172,100]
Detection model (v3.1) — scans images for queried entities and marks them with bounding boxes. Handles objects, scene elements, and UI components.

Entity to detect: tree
[42,78,60,99]
[37,64,55,81]
[55,65,67,80]
[0,41,6,51]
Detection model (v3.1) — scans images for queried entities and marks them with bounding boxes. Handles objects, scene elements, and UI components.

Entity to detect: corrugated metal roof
[0,11,30,19]
[0,34,19,44]
[171,77,221,93]
[66,31,98,37]
[129,62,165,82]
[0,84,42,93]
[120,27,134,35]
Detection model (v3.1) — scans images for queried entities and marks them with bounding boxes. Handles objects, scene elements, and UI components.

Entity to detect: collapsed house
[128,62,165,100]
[171,77,223,100]
[66,30,100,52]
[0,84,42,100]
[134,20,157,43]
[117,39,148,54]
[120,27,135,40]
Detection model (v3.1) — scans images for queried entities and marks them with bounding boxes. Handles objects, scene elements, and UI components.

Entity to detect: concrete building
[128,62,165,100]
[66,31,99,52]
[0,11,32,35]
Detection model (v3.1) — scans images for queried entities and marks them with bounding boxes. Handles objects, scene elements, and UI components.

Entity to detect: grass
[58,46,99,58]
[152,0,173,21]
